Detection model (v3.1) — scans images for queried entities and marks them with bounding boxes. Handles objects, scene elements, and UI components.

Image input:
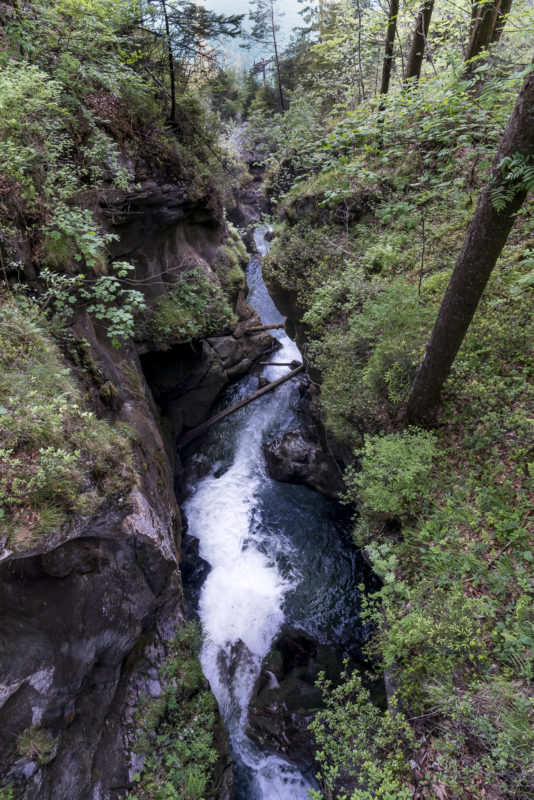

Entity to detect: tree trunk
[317,0,325,41]
[465,0,501,66]
[490,0,513,44]
[161,0,176,122]
[355,0,366,101]
[406,64,534,424]
[404,0,434,81]
[245,323,285,332]
[270,0,285,112]
[469,0,480,40]
[380,0,400,95]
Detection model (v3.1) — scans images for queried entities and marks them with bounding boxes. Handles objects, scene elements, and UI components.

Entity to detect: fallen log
[179,365,304,449]
[246,323,285,332]
[259,361,301,367]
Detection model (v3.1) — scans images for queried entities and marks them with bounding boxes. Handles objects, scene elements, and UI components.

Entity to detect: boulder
[245,629,347,772]
[263,427,346,498]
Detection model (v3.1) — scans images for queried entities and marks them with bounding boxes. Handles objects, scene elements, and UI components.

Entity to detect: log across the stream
[245,323,285,332]
[179,365,304,449]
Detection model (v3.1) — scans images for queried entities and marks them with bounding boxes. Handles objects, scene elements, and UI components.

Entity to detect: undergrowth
[150,267,237,346]
[0,294,136,553]
[127,623,220,800]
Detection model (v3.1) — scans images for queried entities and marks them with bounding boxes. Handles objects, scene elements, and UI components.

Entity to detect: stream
[182,228,372,800]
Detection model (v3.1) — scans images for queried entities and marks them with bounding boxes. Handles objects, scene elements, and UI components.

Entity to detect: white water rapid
[183,228,369,800]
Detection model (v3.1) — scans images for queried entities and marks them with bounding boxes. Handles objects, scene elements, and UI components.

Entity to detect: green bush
[376,586,488,701]
[152,268,236,345]
[16,727,56,765]
[305,280,436,441]
[128,623,219,800]
[41,261,146,348]
[309,667,413,800]
[345,429,438,521]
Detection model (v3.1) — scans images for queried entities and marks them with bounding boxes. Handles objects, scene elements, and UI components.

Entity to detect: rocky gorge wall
[0,175,272,800]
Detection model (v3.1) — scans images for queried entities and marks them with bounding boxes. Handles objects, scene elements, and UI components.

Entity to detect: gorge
[1,2,532,798]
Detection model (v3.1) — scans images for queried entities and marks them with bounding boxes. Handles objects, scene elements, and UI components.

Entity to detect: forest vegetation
[0,0,533,799]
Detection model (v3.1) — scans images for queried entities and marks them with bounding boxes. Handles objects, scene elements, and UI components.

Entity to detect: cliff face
[0,178,271,799]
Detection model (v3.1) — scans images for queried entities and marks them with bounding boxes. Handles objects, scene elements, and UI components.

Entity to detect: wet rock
[104,181,224,307]
[263,427,345,498]
[245,630,347,771]
[180,532,211,618]
[0,174,240,799]
[147,680,162,698]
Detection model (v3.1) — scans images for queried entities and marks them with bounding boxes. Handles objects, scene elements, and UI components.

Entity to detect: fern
[491,153,534,211]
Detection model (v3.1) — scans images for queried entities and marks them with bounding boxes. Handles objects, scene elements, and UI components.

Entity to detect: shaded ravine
[181,228,372,800]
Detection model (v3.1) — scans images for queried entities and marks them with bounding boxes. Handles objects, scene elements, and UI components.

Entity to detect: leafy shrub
[344,429,438,521]
[41,261,146,348]
[374,586,489,704]
[309,667,413,800]
[0,57,130,209]
[306,281,436,440]
[42,207,117,273]
[152,268,236,345]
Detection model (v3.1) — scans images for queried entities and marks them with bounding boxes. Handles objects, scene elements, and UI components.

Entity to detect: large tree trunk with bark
[404,0,434,81]
[469,0,480,39]
[406,64,534,423]
[465,0,501,67]
[490,0,513,44]
[380,0,400,95]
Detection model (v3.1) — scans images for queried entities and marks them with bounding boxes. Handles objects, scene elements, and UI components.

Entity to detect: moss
[216,244,246,298]
[213,223,248,301]
[118,360,146,403]
[40,232,77,271]
[16,727,56,765]
[61,333,122,410]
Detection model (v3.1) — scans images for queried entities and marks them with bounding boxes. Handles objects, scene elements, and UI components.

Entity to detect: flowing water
[182,228,371,800]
